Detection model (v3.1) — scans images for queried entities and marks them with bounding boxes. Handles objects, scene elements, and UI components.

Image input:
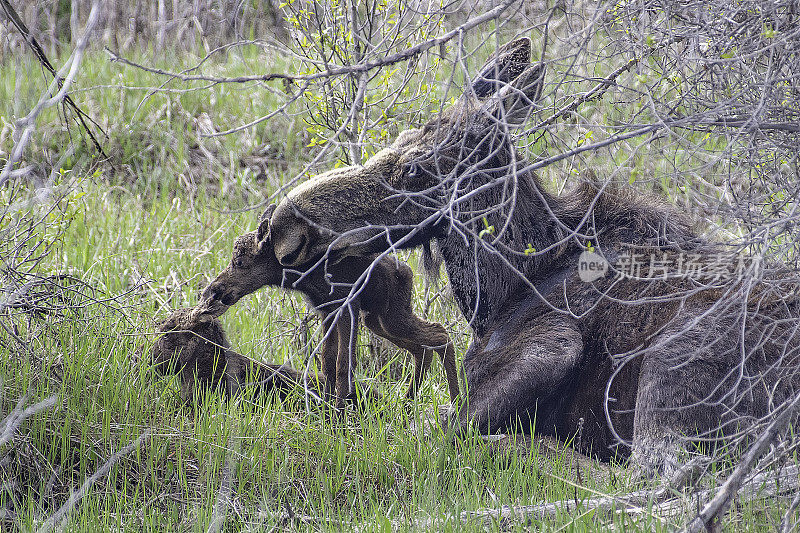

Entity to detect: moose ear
[256,204,277,247]
[471,37,532,98]
[491,63,545,127]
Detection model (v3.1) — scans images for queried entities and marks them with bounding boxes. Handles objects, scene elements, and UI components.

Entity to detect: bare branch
[206,436,241,533]
[0,0,103,187]
[0,394,58,449]
[0,0,108,163]
[683,393,800,533]
[105,0,518,85]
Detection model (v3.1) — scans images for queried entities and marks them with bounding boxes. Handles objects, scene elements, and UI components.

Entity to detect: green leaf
[478,217,495,239]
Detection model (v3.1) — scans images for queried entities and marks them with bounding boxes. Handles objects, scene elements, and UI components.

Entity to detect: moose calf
[194,205,460,408]
[152,307,318,403]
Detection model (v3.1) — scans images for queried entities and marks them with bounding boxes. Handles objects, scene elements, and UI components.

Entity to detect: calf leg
[334,302,360,408]
[318,312,340,401]
[365,312,459,402]
[441,343,460,402]
[364,261,459,401]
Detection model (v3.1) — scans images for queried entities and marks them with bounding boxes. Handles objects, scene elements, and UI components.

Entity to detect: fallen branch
[0,394,59,448]
[648,463,800,522]
[458,453,800,530]
[461,455,708,528]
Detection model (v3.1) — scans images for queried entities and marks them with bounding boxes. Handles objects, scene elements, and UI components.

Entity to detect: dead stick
[683,393,800,533]
[36,430,150,533]
[0,0,110,162]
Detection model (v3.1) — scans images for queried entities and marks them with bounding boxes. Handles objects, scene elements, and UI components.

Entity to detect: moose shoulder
[268,37,800,474]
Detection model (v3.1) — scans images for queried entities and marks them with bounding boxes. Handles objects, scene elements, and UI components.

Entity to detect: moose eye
[233,257,245,268]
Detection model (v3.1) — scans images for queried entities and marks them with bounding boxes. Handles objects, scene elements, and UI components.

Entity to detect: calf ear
[491,63,545,127]
[256,204,277,246]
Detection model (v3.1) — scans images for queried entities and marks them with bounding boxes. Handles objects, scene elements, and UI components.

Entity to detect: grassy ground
[0,43,791,531]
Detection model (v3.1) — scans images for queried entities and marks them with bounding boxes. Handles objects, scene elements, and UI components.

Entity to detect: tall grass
[0,45,786,531]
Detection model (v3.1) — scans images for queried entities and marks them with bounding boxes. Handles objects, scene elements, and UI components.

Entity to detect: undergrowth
[0,42,790,532]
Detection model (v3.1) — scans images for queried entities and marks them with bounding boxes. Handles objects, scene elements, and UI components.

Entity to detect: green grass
[0,41,793,532]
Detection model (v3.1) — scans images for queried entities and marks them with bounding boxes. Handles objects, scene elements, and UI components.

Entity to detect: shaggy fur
[268,38,800,472]
[152,308,317,403]
[195,206,460,408]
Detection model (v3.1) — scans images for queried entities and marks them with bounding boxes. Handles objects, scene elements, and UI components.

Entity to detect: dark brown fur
[267,38,800,473]
[152,308,318,402]
[195,207,460,408]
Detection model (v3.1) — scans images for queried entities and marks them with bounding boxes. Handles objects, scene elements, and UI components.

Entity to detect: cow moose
[266,37,800,474]
[193,205,460,408]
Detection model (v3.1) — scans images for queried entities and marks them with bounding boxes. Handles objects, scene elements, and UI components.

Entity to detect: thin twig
[0,1,104,186]
[530,37,683,132]
[207,435,240,533]
[780,490,800,533]
[683,393,800,533]
[0,0,108,161]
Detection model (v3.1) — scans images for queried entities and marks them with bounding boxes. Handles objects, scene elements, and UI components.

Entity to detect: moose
[152,307,318,403]
[193,204,460,408]
[265,37,800,474]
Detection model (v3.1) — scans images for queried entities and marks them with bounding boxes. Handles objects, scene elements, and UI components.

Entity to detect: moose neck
[432,162,701,337]
[436,169,573,337]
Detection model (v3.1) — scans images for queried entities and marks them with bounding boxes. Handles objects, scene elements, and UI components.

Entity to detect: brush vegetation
[0,42,793,531]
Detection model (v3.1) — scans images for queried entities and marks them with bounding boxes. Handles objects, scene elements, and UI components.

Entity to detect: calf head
[270,37,545,267]
[196,205,282,317]
[151,307,228,375]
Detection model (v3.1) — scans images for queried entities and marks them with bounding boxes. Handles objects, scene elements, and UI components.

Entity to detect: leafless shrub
[600,0,800,263]
[0,0,287,56]
[0,176,154,528]
[0,16,149,517]
[4,0,800,528]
